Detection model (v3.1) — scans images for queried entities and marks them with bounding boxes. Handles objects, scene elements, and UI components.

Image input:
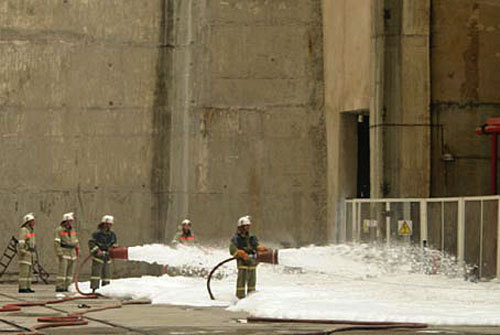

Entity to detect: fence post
[385,202,391,244]
[441,202,445,251]
[357,202,361,241]
[457,198,465,267]
[352,201,357,242]
[497,197,500,279]
[480,200,484,278]
[420,200,427,246]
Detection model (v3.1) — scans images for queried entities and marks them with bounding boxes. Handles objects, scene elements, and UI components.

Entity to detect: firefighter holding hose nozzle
[88,215,117,293]
[54,212,80,292]
[229,215,268,299]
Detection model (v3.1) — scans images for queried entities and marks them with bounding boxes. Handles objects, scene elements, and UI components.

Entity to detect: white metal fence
[344,196,500,279]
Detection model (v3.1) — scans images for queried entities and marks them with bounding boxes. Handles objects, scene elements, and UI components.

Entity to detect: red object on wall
[476,118,500,194]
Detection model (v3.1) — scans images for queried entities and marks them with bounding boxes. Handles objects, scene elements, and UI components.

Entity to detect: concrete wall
[0,0,163,274]
[370,0,431,199]
[322,0,371,241]
[0,0,327,276]
[167,0,328,246]
[431,0,500,196]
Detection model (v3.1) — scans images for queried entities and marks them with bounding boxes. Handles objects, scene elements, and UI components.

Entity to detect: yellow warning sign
[398,220,413,236]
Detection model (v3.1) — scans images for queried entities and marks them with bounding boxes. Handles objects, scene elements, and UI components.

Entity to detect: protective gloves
[235,249,249,261]
[257,245,268,252]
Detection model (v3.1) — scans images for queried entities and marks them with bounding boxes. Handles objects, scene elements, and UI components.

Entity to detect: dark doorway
[357,115,370,198]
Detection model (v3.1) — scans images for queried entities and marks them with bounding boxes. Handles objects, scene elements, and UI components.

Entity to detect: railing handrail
[346,195,500,203]
[344,194,500,279]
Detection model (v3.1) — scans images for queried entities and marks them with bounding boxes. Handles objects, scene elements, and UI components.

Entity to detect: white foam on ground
[72,244,500,325]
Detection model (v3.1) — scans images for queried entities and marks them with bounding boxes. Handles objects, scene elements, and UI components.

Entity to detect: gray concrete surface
[0,0,327,279]
[1,0,499,281]
[322,0,371,242]
[1,284,500,335]
[431,0,500,197]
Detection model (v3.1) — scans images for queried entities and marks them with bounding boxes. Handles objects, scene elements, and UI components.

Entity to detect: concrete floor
[0,284,499,335]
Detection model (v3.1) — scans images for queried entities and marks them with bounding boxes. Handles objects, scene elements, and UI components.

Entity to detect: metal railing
[344,196,500,279]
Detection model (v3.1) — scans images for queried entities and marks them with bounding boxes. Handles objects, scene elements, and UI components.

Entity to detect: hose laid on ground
[0,252,151,334]
[247,317,427,334]
[207,257,235,300]
[0,295,98,313]
[33,299,151,332]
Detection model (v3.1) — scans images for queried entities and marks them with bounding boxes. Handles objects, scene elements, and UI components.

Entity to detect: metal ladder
[32,249,50,284]
[0,236,50,284]
[0,236,18,278]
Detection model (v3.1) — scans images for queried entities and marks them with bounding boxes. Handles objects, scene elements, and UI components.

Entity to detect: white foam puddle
[72,243,500,325]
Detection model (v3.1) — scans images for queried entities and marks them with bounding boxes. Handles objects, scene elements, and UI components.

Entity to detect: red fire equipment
[476,117,500,194]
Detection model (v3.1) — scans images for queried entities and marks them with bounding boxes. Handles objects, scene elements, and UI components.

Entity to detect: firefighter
[18,213,36,293]
[172,219,195,246]
[54,212,80,292]
[229,215,268,299]
[88,215,117,292]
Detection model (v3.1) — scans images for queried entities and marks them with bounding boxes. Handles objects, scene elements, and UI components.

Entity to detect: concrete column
[370,0,386,199]
[322,0,371,242]
[166,0,194,235]
[370,0,431,198]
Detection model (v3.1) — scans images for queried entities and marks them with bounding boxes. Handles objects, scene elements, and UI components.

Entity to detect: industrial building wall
[167,0,327,247]
[0,0,327,275]
[0,0,163,274]
[322,0,371,241]
[431,0,500,197]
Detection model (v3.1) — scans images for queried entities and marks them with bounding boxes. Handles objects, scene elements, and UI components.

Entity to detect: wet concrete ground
[0,284,499,334]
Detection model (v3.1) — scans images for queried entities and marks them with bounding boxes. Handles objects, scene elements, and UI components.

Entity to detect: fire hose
[73,253,100,297]
[207,257,235,300]
[0,247,151,334]
[207,248,278,300]
[247,317,427,334]
[206,250,427,334]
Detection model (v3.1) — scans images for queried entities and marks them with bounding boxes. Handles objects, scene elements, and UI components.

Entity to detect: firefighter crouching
[18,213,36,293]
[172,219,195,246]
[88,215,117,293]
[229,216,268,299]
[54,212,80,292]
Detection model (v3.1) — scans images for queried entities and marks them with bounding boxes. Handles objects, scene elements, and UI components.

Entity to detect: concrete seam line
[0,317,33,332]
[0,291,154,335]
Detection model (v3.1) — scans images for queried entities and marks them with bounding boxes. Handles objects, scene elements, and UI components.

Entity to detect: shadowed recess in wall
[151,0,173,241]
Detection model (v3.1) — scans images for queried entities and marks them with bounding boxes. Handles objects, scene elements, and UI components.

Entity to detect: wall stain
[460,2,480,102]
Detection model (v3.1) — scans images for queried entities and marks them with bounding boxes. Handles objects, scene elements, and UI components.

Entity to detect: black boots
[18,288,35,293]
[55,288,66,293]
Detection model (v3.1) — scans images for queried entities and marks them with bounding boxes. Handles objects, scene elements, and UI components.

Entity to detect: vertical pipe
[492,134,498,195]
[420,200,428,246]
[386,202,391,245]
[457,198,465,267]
[496,197,500,279]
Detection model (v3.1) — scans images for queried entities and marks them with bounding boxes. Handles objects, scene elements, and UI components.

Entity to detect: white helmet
[62,212,75,222]
[101,215,114,224]
[23,213,35,225]
[181,219,192,226]
[237,215,252,227]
